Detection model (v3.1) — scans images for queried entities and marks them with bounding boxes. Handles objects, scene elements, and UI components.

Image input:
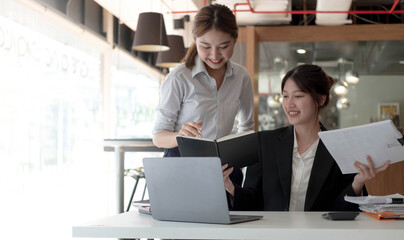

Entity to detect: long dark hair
[281,64,334,111]
[182,4,238,69]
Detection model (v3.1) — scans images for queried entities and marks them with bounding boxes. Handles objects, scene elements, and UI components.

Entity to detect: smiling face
[282,78,322,127]
[196,28,235,72]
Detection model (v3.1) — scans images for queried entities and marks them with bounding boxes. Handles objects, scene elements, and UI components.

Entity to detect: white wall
[340,75,404,129]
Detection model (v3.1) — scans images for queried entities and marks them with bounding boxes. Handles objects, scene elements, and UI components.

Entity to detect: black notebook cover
[176,131,259,169]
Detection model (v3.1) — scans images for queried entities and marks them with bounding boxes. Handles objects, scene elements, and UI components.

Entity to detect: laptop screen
[143,157,232,223]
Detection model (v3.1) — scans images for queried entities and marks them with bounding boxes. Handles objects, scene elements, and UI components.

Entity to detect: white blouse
[289,128,319,211]
[152,56,254,140]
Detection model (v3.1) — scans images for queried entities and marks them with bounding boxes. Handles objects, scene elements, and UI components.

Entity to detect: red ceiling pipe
[239,0,404,14]
[390,0,400,13]
[230,10,404,14]
[169,9,404,14]
[243,0,404,14]
[233,2,248,17]
[170,0,404,15]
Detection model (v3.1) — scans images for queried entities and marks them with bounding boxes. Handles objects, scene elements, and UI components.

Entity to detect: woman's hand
[222,164,235,196]
[153,120,203,148]
[178,120,203,137]
[352,155,390,195]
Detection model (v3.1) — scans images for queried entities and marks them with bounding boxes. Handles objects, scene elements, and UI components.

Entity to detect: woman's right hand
[352,155,390,195]
[179,120,203,137]
[222,164,235,196]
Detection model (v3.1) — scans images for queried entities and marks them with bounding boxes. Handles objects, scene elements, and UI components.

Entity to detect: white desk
[103,139,163,213]
[72,211,404,239]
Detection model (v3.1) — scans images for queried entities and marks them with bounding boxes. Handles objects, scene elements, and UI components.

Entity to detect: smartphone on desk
[322,212,359,221]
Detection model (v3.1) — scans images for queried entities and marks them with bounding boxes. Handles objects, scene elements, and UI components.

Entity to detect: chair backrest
[365,161,404,195]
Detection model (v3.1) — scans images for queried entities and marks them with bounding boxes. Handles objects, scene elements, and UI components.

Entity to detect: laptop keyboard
[230,215,254,220]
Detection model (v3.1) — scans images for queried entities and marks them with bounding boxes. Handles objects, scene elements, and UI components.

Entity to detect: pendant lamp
[345,71,360,84]
[156,35,185,68]
[132,12,169,52]
[334,80,349,96]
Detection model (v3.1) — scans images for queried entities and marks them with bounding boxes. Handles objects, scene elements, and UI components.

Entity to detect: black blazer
[233,125,360,211]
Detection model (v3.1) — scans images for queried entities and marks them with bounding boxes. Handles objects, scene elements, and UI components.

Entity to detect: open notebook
[143,157,263,224]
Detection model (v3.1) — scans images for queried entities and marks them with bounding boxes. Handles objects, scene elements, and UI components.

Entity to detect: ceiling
[94,0,403,29]
[93,0,404,76]
[256,40,404,76]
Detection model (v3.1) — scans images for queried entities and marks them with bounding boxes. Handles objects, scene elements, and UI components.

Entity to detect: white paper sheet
[318,120,404,174]
[344,193,404,204]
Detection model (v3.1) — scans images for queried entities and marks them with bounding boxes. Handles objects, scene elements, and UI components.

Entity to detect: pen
[385,198,404,204]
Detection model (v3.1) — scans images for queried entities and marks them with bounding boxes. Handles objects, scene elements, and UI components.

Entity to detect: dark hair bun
[326,74,334,90]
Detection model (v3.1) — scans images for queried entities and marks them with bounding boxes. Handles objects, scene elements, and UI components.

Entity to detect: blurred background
[0,1,403,239]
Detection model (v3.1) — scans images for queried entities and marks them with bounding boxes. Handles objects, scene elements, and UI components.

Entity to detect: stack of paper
[132,199,151,215]
[344,194,404,220]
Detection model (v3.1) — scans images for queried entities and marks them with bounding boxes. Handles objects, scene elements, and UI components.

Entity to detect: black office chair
[125,167,147,212]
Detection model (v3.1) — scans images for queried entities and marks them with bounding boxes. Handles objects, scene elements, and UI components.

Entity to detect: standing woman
[152,4,254,160]
[223,64,390,211]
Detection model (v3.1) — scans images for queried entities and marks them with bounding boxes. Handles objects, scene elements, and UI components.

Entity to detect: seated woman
[222,64,390,211]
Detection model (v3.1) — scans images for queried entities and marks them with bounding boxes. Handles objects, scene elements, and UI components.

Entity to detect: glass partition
[0,1,105,239]
[110,50,161,138]
[256,40,404,132]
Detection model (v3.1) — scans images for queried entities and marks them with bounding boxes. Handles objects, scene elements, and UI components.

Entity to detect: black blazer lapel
[304,140,334,210]
[276,126,294,210]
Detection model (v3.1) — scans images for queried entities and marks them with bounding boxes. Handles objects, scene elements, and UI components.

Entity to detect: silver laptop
[142,157,263,224]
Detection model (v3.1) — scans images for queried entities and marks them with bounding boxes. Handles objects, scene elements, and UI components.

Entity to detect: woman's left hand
[352,155,390,195]
[222,164,235,196]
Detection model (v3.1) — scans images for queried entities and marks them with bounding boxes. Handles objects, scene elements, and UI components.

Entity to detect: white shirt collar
[191,55,234,79]
[292,127,319,158]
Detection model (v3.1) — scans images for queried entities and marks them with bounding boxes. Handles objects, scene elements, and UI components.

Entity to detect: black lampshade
[132,12,169,52]
[156,35,185,68]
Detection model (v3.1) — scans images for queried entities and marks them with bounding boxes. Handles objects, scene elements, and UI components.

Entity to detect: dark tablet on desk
[322,212,359,221]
